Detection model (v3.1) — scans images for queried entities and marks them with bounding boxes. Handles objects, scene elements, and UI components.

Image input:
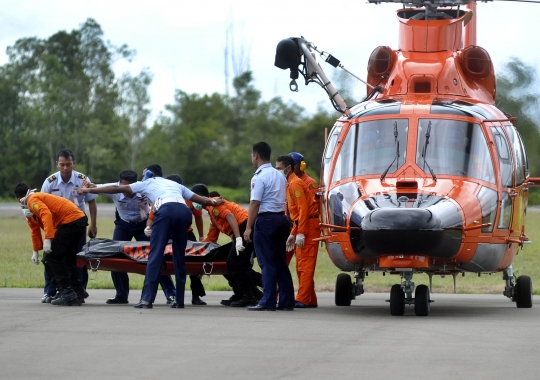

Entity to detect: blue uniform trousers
[141,203,192,304]
[44,231,88,296]
[253,212,295,309]
[111,218,176,300]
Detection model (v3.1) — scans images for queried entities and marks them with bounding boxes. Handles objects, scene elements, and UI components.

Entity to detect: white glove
[235,237,245,256]
[286,235,296,252]
[43,239,52,254]
[144,226,152,237]
[32,251,40,265]
[296,234,305,248]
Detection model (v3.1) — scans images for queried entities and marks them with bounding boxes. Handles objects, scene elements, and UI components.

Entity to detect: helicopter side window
[498,192,512,229]
[416,120,495,183]
[332,125,356,183]
[505,125,526,185]
[353,119,408,176]
[491,127,514,188]
[323,126,342,188]
[476,186,498,233]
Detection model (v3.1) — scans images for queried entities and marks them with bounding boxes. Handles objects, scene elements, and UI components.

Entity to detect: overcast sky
[1,0,539,121]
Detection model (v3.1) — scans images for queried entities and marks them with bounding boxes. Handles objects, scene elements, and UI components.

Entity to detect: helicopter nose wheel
[389,272,432,316]
[414,284,430,316]
[390,284,405,315]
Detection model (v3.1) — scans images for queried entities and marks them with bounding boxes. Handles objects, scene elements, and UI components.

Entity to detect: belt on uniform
[293,216,319,225]
[258,211,284,216]
[120,218,146,225]
[153,197,183,212]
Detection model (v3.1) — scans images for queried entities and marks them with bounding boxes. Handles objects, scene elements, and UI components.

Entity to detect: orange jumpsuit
[285,174,319,307]
[202,199,248,240]
[26,193,86,250]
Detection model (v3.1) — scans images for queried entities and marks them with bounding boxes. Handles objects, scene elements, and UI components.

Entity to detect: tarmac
[1,289,538,380]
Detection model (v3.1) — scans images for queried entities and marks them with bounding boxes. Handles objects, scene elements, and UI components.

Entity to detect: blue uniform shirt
[41,170,98,212]
[129,177,194,204]
[99,182,150,223]
[250,163,286,213]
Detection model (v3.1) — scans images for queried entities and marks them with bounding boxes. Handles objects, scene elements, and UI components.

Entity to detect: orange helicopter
[275,0,540,316]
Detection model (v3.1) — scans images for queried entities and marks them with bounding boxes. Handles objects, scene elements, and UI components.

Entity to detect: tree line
[0,19,539,204]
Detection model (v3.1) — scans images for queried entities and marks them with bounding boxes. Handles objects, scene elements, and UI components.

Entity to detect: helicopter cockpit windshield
[416,119,495,183]
[331,119,408,182]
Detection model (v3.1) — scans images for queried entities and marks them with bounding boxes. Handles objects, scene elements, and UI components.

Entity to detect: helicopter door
[504,125,528,235]
[491,126,515,231]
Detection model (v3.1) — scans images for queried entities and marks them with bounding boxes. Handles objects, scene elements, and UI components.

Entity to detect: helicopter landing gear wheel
[414,284,430,316]
[335,273,352,306]
[390,284,405,316]
[515,275,533,308]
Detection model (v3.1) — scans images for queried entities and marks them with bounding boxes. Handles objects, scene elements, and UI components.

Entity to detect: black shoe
[51,289,78,306]
[230,295,258,307]
[170,301,184,308]
[220,294,242,306]
[133,300,152,309]
[67,297,83,306]
[191,296,207,306]
[106,296,129,305]
[276,304,294,311]
[294,301,307,308]
[41,294,53,303]
[247,305,275,311]
[166,296,175,305]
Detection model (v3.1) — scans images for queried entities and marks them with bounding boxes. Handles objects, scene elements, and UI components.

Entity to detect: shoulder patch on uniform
[212,208,220,216]
[312,182,318,188]
[48,175,56,183]
[32,203,39,212]
[78,174,86,180]
[294,190,302,198]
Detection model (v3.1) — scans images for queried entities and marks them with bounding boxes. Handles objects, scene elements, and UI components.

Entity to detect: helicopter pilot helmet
[288,152,306,171]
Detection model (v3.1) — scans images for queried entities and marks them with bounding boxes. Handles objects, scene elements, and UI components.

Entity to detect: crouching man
[15,182,88,306]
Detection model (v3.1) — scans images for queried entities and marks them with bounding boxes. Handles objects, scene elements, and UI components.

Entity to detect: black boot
[51,287,78,306]
[220,293,242,306]
[230,292,258,307]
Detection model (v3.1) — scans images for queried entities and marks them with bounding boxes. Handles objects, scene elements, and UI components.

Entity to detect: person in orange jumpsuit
[191,185,263,307]
[285,152,320,264]
[15,182,88,306]
[275,155,319,308]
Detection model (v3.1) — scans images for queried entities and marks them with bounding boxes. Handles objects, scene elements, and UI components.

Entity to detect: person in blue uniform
[84,170,176,304]
[77,164,223,309]
[40,149,97,303]
[244,142,295,311]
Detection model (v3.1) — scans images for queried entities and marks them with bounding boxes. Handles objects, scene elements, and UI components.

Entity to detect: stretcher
[76,238,230,276]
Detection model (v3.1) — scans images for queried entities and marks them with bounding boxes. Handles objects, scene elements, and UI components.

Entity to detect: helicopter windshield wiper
[380,121,400,181]
[421,121,437,181]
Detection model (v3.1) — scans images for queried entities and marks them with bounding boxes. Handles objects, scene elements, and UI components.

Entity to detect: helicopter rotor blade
[367,0,540,5]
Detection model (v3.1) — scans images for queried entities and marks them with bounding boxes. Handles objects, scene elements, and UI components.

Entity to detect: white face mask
[22,208,33,217]
[193,202,203,211]
[278,169,286,177]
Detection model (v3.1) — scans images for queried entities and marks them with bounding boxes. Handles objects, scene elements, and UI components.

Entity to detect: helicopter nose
[360,208,446,255]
